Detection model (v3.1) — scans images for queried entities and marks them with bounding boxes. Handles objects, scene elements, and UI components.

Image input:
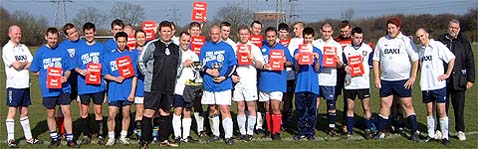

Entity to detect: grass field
[1,44,477,148]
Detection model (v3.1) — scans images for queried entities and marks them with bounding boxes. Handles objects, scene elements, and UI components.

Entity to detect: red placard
[127,35,136,51]
[347,55,364,77]
[86,63,102,85]
[269,50,284,71]
[322,46,337,67]
[191,36,206,55]
[297,44,314,65]
[237,44,252,65]
[250,35,263,48]
[191,1,208,22]
[279,38,291,47]
[116,56,135,78]
[47,67,62,89]
[142,21,156,41]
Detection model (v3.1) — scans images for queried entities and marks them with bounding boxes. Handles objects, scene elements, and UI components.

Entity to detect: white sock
[426,116,435,138]
[223,117,233,139]
[172,114,182,138]
[6,119,15,140]
[256,112,263,130]
[237,115,246,135]
[194,112,204,132]
[182,118,192,139]
[209,115,220,136]
[439,117,449,139]
[108,131,115,139]
[120,130,127,139]
[247,115,256,135]
[20,117,33,140]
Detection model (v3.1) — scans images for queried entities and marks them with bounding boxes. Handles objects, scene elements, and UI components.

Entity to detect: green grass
[1,44,477,148]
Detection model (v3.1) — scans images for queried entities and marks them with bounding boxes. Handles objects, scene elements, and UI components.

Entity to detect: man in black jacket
[438,19,475,141]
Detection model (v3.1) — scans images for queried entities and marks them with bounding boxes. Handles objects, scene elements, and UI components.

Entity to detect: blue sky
[2,0,476,27]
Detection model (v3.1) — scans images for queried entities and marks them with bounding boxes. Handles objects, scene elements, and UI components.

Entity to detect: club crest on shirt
[67,48,75,58]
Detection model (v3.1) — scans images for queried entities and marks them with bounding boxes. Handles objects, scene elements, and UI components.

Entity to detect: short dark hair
[278,23,289,32]
[302,27,315,37]
[158,21,172,31]
[111,19,124,29]
[114,31,128,41]
[351,27,363,35]
[264,27,277,35]
[220,21,231,28]
[62,23,75,35]
[251,20,262,27]
[135,29,145,38]
[338,20,351,29]
[46,27,59,36]
[179,31,191,38]
[237,25,249,32]
[82,22,96,32]
[189,22,201,30]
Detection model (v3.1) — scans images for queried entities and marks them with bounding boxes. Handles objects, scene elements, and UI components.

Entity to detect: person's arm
[314,51,322,72]
[62,70,71,83]
[464,42,475,89]
[128,77,137,102]
[373,61,381,88]
[137,43,155,74]
[404,38,419,89]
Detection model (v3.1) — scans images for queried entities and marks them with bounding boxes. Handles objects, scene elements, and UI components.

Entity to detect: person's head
[158,21,172,42]
[209,25,221,43]
[250,21,262,36]
[188,22,202,36]
[320,22,333,40]
[237,25,250,44]
[45,27,59,48]
[170,21,177,36]
[278,23,289,40]
[338,20,352,38]
[302,27,315,44]
[220,21,232,40]
[386,17,401,38]
[448,19,460,38]
[351,27,364,45]
[415,27,430,46]
[293,22,305,38]
[123,24,135,37]
[82,22,96,43]
[265,27,278,46]
[8,25,22,44]
[179,32,191,51]
[111,19,124,36]
[115,32,128,51]
[135,29,146,47]
[63,23,79,41]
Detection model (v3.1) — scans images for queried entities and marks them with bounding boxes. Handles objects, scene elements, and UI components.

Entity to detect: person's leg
[158,94,173,143]
[437,102,449,140]
[377,95,393,133]
[425,102,435,139]
[236,100,247,135]
[271,98,282,135]
[294,92,307,137]
[79,95,91,139]
[120,105,131,140]
[346,98,355,135]
[219,105,233,139]
[306,93,318,138]
[6,106,17,142]
[47,108,60,141]
[93,92,105,139]
[107,106,119,143]
[172,95,184,139]
[60,104,74,142]
[182,108,193,140]
[208,105,220,137]
[399,97,418,134]
[193,96,205,135]
[451,90,466,132]
[246,101,257,136]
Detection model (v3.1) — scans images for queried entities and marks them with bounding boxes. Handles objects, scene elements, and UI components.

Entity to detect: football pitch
[0,44,477,148]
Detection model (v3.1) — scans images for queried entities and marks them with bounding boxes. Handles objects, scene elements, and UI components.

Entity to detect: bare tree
[341,8,354,21]
[72,7,106,29]
[215,4,254,39]
[110,2,145,26]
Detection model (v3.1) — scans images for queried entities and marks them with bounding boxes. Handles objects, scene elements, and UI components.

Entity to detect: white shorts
[134,96,144,104]
[232,85,258,102]
[259,91,283,102]
[201,90,232,105]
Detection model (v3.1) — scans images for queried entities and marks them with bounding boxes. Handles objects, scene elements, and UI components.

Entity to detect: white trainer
[457,131,467,141]
[435,130,442,140]
[105,138,115,146]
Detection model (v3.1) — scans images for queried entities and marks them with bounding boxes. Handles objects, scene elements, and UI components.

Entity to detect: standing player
[259,27,294,140]
[104,19,125,53]
[416,28,455,145]
[3,25,43,148]
[341,27,374,139]
[30,27,79,148]
[249,20,267,135]
[372,18,421,142]
[102,32,137,146]
[132,29,147,140]
[292,27,322,140]
[74,22,107,145]
[200,25,237,145]
[312,22,344,136]
[232,25,264,141]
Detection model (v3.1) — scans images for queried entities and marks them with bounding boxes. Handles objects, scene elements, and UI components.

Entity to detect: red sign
[322,46,337,67]
[297,44,314,65]
[191,36,206,55]
[127,35,136,51]
[237,44,252,65]
[191,1,208,22]
[279,39,291,47]
[142,21,156,41]
[250,35,263,48]
[47,67,62,89]
[116,56,135,78]
[347,55,364,77]
[86,63,102,85]
[269,50,284,71]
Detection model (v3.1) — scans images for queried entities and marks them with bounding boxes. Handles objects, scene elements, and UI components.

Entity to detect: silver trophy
[212,62,223,80]
[191,61,204,83]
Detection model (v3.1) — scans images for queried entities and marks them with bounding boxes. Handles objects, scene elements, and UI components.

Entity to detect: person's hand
[231,75,240,83]
[213,76,226,83]
[248,53,255,61]
[375,79,381,89]
[61,76,68,83]
[184,59,193,67]
[115,76,125,83]
[263,63,271,70]
[294,54,299,61]
[207,69,220,77]
[344,66,351,73]
[466,81,474,89]
[127,93,135,102]
[404,76,416,89]
[438,74,449,81]
[336,56,343,68]
[313,53,319,59]
[78,69,89,76]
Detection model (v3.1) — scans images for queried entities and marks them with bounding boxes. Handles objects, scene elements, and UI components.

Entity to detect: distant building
[254,11,286,28]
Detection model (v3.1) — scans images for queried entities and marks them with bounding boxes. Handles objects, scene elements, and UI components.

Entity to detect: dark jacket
[439,33,475,90]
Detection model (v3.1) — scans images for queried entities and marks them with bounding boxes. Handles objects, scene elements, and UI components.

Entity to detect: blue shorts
[319,86,335,100]
[108,100,132,107]
[173,94,194,108]
[6,88,31,107]
[42,93,71,109]
[422,88,447,103]
[379,80,412,97]
[79,91,105,105]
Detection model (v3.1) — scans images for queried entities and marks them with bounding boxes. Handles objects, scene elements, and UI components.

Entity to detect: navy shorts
[42,93,71,109]
[108,100,132,107]
[173,94,194,108]
[6,88,31,107]
[344,89,370,100]
[79,91,105,105]
[422,87,447,103]
[318,86,335,100]
[144,92,172,111]
[379,80,412,97]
